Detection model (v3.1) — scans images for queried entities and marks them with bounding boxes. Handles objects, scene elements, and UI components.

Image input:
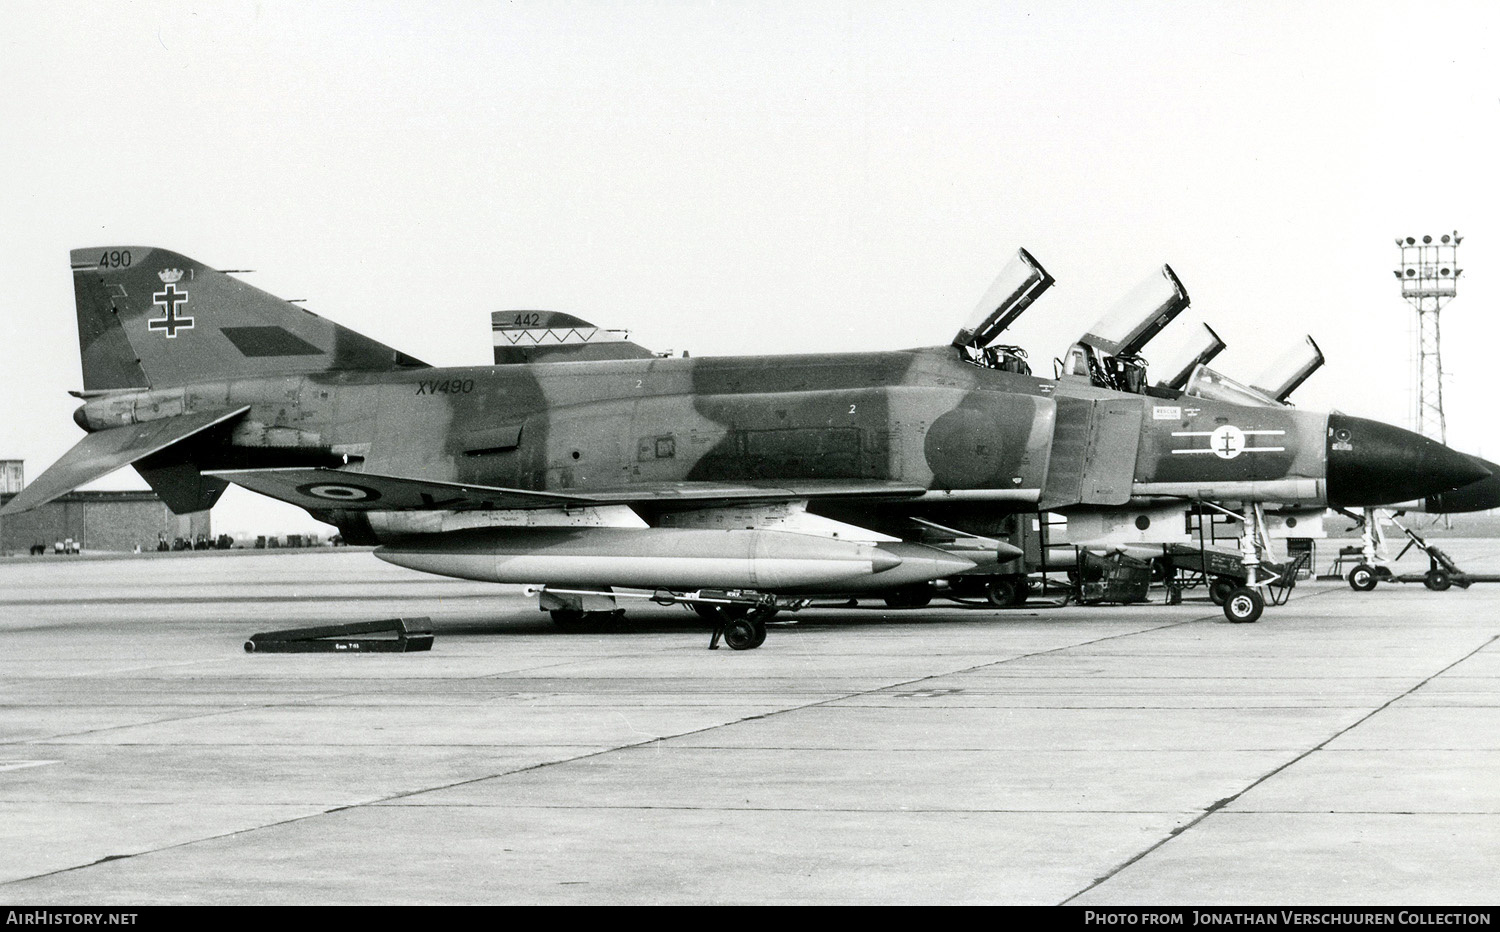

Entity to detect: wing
[587,479,928,507]
[206,467,927,512]
[205,468,601,511]
[1,406,251,516]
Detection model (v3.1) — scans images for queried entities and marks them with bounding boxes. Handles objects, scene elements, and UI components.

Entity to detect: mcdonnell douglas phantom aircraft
[1,247,1488,647]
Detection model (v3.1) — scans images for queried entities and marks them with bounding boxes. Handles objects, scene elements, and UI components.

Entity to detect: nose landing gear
[1223,586,1265,624]
[1193,502,1304,623]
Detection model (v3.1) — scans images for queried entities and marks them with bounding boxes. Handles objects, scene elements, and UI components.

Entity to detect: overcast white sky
[2,1,1497,536]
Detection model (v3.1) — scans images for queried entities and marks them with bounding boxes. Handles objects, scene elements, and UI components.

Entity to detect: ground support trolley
[1346,515,1500,592]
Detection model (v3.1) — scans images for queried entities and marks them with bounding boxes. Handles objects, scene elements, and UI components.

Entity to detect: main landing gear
[703,604,776,650]
[941,574,1029,608]
[533,585,797,650]
[882,582,935,609]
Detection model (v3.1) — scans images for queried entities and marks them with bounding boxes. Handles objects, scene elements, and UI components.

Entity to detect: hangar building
[0,461,210,555]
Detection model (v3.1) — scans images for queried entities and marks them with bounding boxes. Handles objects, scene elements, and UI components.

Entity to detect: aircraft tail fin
[491,310,657,364]
[70,247,428,391]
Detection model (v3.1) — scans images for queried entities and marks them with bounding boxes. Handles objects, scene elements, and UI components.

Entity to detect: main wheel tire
[883,584,933,609]
[1209,578,1236,606]
[1348,564,1378,592]
[723,617,761,650]
[985,578,1018,608]
[1223,586,1264,623]
[1425,569,1452,592]
[550,609,587,629]
[946,577,983,599]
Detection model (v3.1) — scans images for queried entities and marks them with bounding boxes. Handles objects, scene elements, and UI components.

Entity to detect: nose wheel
[1223,586,1264,623]
[1188,502,1305,624]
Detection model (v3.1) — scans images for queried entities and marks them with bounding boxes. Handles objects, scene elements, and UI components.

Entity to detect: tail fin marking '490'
[71,247,428,391]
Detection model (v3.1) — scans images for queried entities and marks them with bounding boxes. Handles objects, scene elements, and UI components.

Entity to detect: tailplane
[0,407,250,516]
[71,246,427,390]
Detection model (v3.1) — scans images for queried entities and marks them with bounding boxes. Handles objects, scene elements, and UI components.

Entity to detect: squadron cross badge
[149,268,193,338]
[1170,425,1287,459]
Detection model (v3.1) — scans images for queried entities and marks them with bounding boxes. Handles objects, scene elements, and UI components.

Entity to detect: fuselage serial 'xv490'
[4,246,1490,647]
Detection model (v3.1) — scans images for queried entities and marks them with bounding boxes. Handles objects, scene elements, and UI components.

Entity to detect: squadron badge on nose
[1171,425,1287,459]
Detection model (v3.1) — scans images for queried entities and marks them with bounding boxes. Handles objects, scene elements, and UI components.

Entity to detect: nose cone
[1425,456,1500,514]
[1327,414,1492,507]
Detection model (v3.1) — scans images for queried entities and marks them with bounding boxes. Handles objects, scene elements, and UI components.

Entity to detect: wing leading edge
[206,467,928,512]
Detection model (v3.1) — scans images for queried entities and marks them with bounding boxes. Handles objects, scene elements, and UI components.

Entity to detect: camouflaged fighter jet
[1,247,1488,647]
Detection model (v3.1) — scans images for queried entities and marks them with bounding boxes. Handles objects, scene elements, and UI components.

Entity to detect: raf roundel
[296,482,382,503]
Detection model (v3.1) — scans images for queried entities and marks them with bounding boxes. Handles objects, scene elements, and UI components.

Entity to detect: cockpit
[960,342,1032,376]
[951,248,1323,406]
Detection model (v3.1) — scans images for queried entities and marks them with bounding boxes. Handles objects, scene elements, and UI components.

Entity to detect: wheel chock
[245,617,434,653]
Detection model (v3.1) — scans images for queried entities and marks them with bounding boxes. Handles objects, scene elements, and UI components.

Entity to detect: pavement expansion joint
[51,659,234,679]
[8,548,1500,902]
[373,803,1204,815]
[1211,809,1500,816]
[1058,632,1500,905]
[2,691,364,747]
[0,808,351,889]
[1,610,1216,884]
[469,653,686,678]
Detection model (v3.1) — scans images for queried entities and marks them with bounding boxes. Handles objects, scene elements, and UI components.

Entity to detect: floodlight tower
[1394,232,1461,443]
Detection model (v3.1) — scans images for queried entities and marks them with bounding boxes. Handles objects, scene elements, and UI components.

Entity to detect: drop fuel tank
[376,526,976,593]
